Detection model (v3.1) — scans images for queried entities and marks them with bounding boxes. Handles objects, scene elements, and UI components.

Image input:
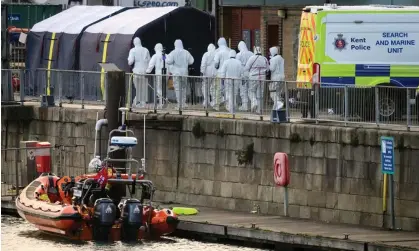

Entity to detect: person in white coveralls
[200,43,217,108]
[236,41,254,111]
[213,37,231,110]
[244,46,269,113]
[128,37,150,108]
[268,46,285,110]
[166,39,194,108]
[220,50,243,113]
[146,43,165,109]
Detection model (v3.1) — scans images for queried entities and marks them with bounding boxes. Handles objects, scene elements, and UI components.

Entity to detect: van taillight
[312,63,320,84]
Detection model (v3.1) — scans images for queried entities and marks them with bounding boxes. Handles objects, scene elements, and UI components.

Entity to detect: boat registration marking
[73,189,82,197]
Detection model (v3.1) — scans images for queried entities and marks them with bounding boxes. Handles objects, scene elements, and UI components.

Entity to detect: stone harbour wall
[2,106,419,231]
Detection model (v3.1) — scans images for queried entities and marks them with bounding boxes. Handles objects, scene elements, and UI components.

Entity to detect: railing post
[153,75,157,113]
[315,83,320,124]
[407,88,411,131]
[231,79,236,119]
[344,85,349,126]
[205,77,209,117]
[284,81,290,122]
[375,86,380,126]
[15,148,20,197]
[80,72,85,109]
[179,76,183,115]
[258,80,263,121]
[20,69,25,105]
[58,70,63,107]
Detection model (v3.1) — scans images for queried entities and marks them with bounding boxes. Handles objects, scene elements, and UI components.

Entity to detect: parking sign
[381,136,395,174]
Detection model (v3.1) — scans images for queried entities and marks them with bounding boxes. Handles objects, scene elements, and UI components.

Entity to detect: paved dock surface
[173,206,419,251]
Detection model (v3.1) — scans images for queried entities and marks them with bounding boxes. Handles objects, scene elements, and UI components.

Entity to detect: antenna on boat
[141,114,146,173]
[94,111,99,158]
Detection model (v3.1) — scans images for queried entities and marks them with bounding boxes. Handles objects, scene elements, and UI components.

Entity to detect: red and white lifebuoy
[273,152,290,187]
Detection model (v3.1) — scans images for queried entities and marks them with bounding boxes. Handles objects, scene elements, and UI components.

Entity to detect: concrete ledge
[177,221,226,235]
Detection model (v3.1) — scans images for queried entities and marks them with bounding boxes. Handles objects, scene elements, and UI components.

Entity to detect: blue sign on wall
[8,14,21,22]
[381,136,395,174]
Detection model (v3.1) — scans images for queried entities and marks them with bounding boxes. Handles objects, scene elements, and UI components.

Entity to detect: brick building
[216,0,419,81]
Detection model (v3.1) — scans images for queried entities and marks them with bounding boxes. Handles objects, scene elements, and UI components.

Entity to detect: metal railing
[2,68,419,128]
[1,145,88,197]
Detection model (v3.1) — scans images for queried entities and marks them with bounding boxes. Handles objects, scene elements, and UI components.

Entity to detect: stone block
[307,190,327,208]
[350,178,382,197]
[398,200,419,218]
[339,210,361,225]
[278,124,291,139]
[311,174,324,191]
[257,185,273,202]
[289,142,305,157]
[256,122,275,138]
[224,150,240,167]
[299,206,311,219]
[220,119,236,135]
[289,156,306,173]
[288,204,301,218]
[225,166,241,183]
[402,166,419,184]
[181,163,195,179]
[337,177,351,194]
[261,169,274,186]
[359,212,382,228]
[241,183,258,201]
[311,142,325,158]
[398,216,419,232]
[288,172,305,189]
[213,196,235,210]
[337,194,357,211]
[234,199,253,212]
[288,188,308,206]
[342,160,369,179]
[319,208,340,223]
[253,153,273,170]
[213,164,227,181]
[356,195,381,214]
[190,179,205,194]
[239,168,261,185]
[305,157,326,175]
[398,183,419,201]
[212,181,222,197]
[272,138,291,155]
[194,163,215,181]
[341,145,353,161]
[220,182,233,198]
[226,135,247,151]
[154,160,175,176]
[326,192,339,209]
[272,186,285,204]
[326,143,340,159]
[304,173,313,190]
[267,202,281,215]
[235,120,257,137]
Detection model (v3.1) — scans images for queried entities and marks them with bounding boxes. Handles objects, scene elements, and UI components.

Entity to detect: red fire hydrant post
[35,142,52,176]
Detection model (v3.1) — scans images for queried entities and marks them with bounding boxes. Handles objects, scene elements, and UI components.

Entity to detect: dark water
[1,215,273,251]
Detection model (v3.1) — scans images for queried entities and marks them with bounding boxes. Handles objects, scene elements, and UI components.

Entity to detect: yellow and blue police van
[296,4,419,120]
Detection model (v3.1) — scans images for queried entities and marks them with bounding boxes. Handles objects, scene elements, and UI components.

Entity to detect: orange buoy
[273,152,290,187]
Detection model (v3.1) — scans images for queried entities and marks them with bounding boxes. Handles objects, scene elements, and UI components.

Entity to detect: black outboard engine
[120,198,143,241]
[92,198,116,241]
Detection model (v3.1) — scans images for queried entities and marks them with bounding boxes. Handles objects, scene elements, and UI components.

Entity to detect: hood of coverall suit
[269,46,278,58]
[174,39,184,50]
[217,37,228,49]
[229,50,237,58]
[238,41,249,52]
[133,37,142,48]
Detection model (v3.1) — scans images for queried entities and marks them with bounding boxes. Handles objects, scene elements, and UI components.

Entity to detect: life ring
[273,152,290,187]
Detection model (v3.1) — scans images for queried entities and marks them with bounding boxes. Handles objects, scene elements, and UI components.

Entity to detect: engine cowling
[121,198,143,241]
[92,198,116,241]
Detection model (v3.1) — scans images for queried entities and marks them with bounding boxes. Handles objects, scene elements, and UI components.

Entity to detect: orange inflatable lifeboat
[16,171,179,241]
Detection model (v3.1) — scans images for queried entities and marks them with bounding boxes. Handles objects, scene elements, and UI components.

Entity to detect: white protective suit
[236,41,254,111]
[269,47,285,110]
[200,43,216,107]
[213,37,231,109]
[128,37,150,108]
[146,43,165,108]
[166,39,194,108]
[220,50,243,113]
[244,46,269,113]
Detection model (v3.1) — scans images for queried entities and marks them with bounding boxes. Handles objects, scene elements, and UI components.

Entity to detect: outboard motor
[120,198,143,241]
[92,198,116,241]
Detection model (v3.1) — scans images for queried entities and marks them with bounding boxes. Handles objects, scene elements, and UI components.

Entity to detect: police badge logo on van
[333,34,347,51]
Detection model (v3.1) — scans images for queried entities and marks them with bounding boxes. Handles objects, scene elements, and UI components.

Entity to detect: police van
[296,4,419,120]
